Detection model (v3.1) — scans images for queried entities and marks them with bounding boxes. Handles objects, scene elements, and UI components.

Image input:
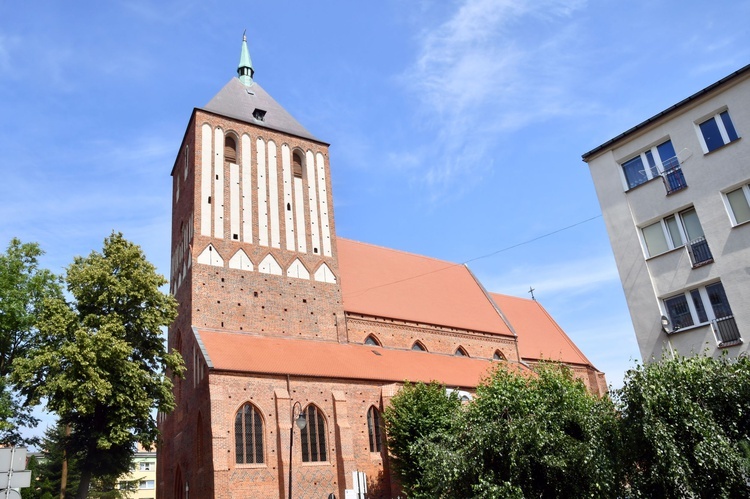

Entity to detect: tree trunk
[76,468,92,499]
[60,424,71,499]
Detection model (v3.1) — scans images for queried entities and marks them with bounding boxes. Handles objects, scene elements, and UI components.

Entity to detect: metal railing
[661,155,688,194]
[712,315,742,345]
[687,236,713,267]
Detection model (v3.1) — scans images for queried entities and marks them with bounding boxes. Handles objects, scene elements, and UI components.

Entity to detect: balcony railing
[661,156,688,194]
[687,236,713,267]
[712,315,742,346]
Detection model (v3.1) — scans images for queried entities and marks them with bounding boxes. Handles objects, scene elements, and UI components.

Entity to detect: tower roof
[201,77,321,142]
[200,34,322,143]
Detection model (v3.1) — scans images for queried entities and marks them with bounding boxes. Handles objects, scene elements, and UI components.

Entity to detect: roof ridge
[339,237,461,267]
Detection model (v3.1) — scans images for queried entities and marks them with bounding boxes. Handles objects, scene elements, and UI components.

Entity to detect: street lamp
[288,401,307,499]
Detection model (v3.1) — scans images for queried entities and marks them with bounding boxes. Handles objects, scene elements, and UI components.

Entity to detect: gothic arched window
[225,135,237,163]
[493,350,506,361]
[455,346,469,357]
[301,405,327,462]
[235,403,264,464]
[367,406,383,453]
[364,334,381,346]
[411,341,427,352]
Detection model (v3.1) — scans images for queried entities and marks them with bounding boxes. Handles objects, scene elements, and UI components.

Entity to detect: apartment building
[583,64,750,361]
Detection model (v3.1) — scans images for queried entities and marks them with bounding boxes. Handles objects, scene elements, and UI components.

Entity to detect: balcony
[687,236,713,268]
[661,155,687,194]
[712,315,742,347]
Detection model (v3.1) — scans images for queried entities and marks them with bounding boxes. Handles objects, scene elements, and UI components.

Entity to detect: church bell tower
[169,34,344,342]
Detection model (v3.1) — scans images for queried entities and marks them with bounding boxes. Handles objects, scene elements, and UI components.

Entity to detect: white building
[582,64,750,361]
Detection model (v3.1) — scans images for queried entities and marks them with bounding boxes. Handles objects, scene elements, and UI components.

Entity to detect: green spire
[237,30,254,86]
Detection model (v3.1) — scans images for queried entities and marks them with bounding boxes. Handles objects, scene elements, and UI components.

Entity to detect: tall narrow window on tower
[293,151,303,178]
[225,136,237,164]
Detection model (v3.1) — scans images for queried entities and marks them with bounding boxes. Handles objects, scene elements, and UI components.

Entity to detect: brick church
[156,36,606,499]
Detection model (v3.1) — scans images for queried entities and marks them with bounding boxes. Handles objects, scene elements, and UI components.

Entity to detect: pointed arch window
[367,406,383,453]
[411,341,427,352]
[493,350,506,361]
[225,135,237,163]
[292,151,303,178]
[364,335,381,347]
[301,405,327,462]
[454,346,469,357]
[235,403,264,464]
[196,412,204,463]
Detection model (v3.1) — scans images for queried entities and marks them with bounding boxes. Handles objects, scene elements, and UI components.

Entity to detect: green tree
[384,365,621,498]
[383,381,462,497]
[0,238,62,445]
[13,233,184,499]
[22,423,130,499]
[616,354,750,498]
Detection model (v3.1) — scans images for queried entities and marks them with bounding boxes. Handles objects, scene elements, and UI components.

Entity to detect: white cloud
[399,0,589,191]
[481,253,619,297]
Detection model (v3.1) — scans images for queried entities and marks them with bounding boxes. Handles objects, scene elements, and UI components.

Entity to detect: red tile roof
[198,329,526,388]
[337,239,513,337]
[490,293,595,367]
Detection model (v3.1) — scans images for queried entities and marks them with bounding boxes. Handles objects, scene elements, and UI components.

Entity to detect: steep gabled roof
[337,239,514,337]
[490,293,596,368]
[197,330,527,387]
[201,77,322,143]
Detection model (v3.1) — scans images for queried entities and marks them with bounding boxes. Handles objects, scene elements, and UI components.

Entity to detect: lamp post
[288,401,307,499]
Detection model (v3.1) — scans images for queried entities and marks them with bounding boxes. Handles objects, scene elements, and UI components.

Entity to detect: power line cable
[347,214,602,298]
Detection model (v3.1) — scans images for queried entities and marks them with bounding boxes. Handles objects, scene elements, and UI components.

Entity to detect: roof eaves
[195,107,331,147]
[581,63,750,162]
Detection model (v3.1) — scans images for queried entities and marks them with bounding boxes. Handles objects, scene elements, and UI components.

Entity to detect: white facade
[583,64,750,362]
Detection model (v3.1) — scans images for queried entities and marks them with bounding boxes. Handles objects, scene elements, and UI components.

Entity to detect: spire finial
[238,30,254,86]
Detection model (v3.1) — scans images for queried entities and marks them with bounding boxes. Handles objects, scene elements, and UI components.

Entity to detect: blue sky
[2,0,749,412]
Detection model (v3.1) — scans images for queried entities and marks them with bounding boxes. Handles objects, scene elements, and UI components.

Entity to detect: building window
[493,350,505,361]
[454,346,468,357]
[411,341,427,352]
[367,406,383,453]
[698,110,739,153]
[364,335,381,346]
[664,282,740,346]
[139,461,153,471]
[621,139,684,192]
[724,184,750,225]
[235,403,264,464]
[225,135,237,163]
[139,480,155,490]
[301,405,327,462]
[641,207,712,267]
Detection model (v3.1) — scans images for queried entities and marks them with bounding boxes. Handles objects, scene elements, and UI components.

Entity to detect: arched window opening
[364,335,381,347]
[411,341,426,352]
[225,136,237,163]
[235,403,264,464]
[493,350,506,361]
[292,151,303,178]
[367,406,383,453]
[301,405,327,462]
[173,466,184,499]
[455,346,468,357]
[196,412,204,463]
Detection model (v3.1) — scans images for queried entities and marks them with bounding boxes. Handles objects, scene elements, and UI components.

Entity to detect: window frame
[620,139,678,191]
[234,402,265,465]
[366,406,384,453]
[640,207,703,258]
[696,109,740,153]
[723,183,750,226]
[662,281,736,337]
[300,404,328,463]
